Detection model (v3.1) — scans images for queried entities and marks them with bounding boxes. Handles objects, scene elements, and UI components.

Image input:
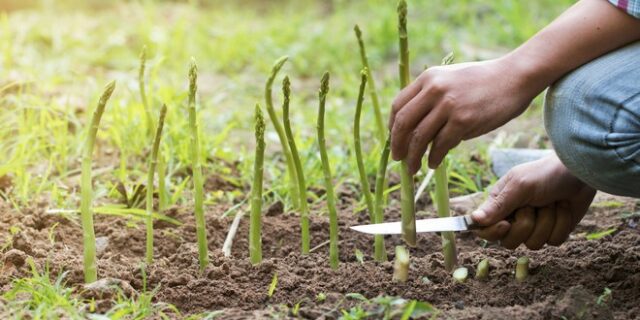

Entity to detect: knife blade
[350,215,478,235]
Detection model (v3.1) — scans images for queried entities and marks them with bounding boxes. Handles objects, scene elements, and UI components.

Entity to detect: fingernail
[472,209,487,223]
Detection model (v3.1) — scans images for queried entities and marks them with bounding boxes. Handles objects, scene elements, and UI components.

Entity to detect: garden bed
[1,189,638,319]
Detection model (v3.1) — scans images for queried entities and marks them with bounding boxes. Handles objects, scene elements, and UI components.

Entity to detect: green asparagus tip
[140,45,147,60]
[189,58,198,85]
[397,0,407,33]
[441,52,455,65]
[282,76,291,98]
[320,72,330,97]
[272,56,289,73]
[255,104,265,140]
[100,81,116,102]
[360,68,368,80]
[354,24,362,36]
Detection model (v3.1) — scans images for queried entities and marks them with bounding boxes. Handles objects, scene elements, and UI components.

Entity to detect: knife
[350,215,479,235]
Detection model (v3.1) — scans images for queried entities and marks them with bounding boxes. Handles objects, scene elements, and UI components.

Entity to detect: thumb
[472,172,531,226]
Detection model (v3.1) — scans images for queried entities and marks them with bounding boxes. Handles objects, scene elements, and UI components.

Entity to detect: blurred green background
[0,0,574,210]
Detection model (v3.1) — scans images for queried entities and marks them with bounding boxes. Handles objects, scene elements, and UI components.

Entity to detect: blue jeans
[545,41,640,197]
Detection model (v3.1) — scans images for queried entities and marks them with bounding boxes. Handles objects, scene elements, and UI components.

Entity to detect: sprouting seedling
[475,258,490,280]
[393,245,409,282]
[250,104,266,265]
[353,25,385,144]
[372,137,390,262]
[264,56,300,211]
[138,46,155,137]
[317,71,339,269]
[81,80,116,283]
[354,69,386,261]
[434,55,458,272]
[187,58,209,270]
[515,256,529,282]
[281,76,310,254]
[145,103,167,265]
[397,0,416,247]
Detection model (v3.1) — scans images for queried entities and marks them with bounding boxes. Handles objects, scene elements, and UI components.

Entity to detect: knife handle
[463,215,482,230]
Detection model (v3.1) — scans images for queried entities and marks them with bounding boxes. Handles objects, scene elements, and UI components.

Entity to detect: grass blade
[146,104,167,265]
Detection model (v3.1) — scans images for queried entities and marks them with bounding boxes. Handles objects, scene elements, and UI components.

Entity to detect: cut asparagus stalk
[516,256,530,282]
[452,267,468,283]
[475,258,490,280]
[393,245,410,282]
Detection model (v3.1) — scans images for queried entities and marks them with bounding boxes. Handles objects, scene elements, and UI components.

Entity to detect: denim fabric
[545,41,640,197]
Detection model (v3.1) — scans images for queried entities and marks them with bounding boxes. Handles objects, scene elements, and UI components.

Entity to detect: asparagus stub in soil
[187,59,209,270]
[316,72,339,269]
[145,103,168,265]
[516,256,530,282]
[250,104,266,265]
[393,245,410,282]
[397,0,416,247]
[264,56,300,211]
[452,267,469,283]
[475,258,490,280]
[80,80,116,283]
[353,25,385,144]
[282,76,310,254]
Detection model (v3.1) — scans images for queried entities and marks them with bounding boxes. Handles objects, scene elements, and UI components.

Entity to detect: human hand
[472,154,596,250]
[389,58,542,174]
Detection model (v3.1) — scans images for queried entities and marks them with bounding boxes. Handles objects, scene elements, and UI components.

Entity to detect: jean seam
[605,91,640,166]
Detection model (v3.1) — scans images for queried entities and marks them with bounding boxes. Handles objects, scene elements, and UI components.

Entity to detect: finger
[547,201,573,246]
[474,220,510,242]
[427,123,462,169]
[405,108,447,174]
[471,171,532,226]
[568,185,596,227]
[525,205,556,250]
[389,80,422,129]
[390,90,436,161]
[500,207,536,250]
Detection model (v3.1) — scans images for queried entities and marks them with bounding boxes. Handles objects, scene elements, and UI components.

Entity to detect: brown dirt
[0,190,638,319]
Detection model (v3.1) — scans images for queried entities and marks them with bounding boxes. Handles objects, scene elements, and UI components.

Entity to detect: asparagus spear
[317,72,339,269]
[145,103,167,265]
[81,80,116,283]
[264,57,300,211]
[354,25,385,144]
[250,104,266,265]
[281,76,310,254]
[397,0,416,247]
[187,59,209,270]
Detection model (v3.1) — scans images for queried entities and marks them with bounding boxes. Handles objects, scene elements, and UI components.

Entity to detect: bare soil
[1,185,638,319]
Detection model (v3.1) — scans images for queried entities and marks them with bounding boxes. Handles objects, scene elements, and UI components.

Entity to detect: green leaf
[345,293,368,302]
[267,273,278,298]
[586,228,616,240]
[400,300,416,320]
[355,249,364,264]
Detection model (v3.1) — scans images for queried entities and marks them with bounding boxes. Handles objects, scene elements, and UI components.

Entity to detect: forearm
[504,0,640,96]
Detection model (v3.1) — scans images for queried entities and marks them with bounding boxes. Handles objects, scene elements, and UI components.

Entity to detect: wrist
[498,50,556,99]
